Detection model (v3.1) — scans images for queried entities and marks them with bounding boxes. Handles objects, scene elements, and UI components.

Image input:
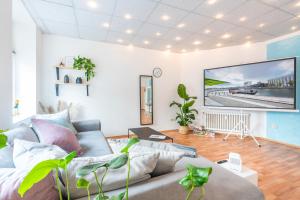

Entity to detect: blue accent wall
[266,35,300,146]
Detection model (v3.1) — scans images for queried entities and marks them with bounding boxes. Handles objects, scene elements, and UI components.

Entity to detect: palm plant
[170,84,198,133]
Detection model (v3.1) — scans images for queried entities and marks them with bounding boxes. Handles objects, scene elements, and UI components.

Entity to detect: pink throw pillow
[32,119,81,154]
[0,169,59,200]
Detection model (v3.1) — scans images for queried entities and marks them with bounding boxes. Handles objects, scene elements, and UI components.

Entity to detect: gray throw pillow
[108,139,185,176]
[13,139,67,169]
[4,125,39,147]
[60,152,160,199]
[0,146,14,168]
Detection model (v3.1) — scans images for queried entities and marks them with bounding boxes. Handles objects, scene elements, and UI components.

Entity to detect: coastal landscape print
[204,59,295,109]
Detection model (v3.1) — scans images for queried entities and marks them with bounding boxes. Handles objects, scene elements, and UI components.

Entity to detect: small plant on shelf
[73,56,96,81]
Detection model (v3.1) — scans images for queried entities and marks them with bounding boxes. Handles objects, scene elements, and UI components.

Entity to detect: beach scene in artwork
[204,59,295,109]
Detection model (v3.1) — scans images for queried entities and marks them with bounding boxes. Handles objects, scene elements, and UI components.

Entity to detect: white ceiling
[22,0,300,53]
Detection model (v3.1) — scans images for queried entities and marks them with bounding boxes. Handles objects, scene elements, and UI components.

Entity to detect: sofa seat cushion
[76,131,112,157]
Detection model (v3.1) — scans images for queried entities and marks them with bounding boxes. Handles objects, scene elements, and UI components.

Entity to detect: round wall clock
[153,67,163,78]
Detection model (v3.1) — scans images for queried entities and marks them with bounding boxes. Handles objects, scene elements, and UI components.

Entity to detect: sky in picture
[205,59,294,88]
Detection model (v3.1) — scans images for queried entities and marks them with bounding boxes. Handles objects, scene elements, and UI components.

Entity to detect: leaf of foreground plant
[178,176,192,191]
[0,134,8,149]
[121,138,140,153]
[109,154,128,169]
[94,194,109,200]
[187,165,212,187]
[77,162,108,177]
[59,151,77,169]
[77,178,90,189]
[110,192,125,200]
[18,159,60,197]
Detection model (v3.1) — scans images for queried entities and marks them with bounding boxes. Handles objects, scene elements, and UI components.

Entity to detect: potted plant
[73,56,96,81]
[170,84,198,134]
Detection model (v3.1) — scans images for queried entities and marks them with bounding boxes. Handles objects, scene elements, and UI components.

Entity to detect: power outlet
[271,124,278,129]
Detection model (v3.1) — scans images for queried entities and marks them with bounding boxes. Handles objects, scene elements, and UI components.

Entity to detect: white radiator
[204,111,251,133]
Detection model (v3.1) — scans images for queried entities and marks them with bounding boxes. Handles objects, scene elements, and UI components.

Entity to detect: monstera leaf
[177,84,189,100]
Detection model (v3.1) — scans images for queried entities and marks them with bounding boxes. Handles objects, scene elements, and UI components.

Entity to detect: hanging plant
[73,56,96,81]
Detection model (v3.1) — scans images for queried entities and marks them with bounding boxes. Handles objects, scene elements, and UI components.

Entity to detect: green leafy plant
[170,84,198,126]
[179,165,212,200]
[76,138,140,200]
[0,129,8,149]
[18,151,77,200]
[73,56,96,81]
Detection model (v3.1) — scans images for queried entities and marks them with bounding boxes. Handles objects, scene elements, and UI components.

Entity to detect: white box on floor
[218,162,258,186]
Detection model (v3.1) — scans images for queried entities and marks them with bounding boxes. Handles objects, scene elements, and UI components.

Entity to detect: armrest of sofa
[72,120,101,132]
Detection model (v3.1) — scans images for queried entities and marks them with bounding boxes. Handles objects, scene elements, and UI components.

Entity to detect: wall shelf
[55,66,89,96]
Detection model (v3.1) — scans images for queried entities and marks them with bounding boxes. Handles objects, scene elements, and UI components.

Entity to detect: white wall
[180,43,267,136]
[39,35,181,136]
[0,0,13,129]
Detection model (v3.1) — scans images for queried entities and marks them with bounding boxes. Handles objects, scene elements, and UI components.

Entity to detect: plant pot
[179,126,189,135]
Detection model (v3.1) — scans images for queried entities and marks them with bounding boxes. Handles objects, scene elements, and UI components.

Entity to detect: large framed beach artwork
[204,58,296,110]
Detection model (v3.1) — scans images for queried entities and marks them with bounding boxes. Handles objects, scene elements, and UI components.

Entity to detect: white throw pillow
[108,139,185,176]
[60,152,159,199]
[13,139,67,168]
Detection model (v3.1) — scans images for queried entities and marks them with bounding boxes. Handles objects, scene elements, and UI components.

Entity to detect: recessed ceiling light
[144,40,149,45]
[181,49,187,53]
[239,17,247,22]
[244,41,252,47]
[166,45,172,49]
[297,14,300,18]
[259,23,265,28]
[216,43,222,47]
[291,26,297,30]
[207,0,217,5]
[87,0,98,9]
[175,36,182,41]
[125,29,133,34]
[295,1,300,7]
[102,22,110,28]
[221,33,231,39]
[204,29,211,34]
[124,14,132,20]
[156,32,161,36]
[215,13,224,19]
[117,39,123,43]
[128,44,134,49]
[177,23,186,28]
[193,41,202,45]
[245,35,252,39]
[161,15,170,21]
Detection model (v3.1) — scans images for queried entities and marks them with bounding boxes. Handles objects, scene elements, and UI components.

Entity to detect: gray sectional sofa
[1,120,264,200]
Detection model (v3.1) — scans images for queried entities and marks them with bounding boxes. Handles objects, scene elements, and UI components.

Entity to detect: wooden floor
[160,130,300,200]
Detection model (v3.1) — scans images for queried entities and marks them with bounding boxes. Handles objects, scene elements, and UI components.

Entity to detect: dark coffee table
[128,127,173,143]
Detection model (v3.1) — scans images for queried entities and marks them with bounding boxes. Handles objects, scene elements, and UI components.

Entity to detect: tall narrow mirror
[140,75,153,125]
